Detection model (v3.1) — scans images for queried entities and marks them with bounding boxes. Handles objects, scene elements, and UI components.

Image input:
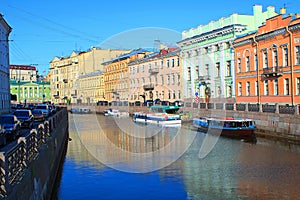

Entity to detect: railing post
[0,152,9,198]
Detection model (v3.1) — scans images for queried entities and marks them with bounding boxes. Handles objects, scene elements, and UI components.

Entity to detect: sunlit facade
[0,14,12,114]
[103,49,150,101]
[128,48,182,102]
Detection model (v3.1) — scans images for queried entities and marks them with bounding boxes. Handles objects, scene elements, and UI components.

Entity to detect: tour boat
[133,105,181,126]
[104,108,129,117]
[193,117,256,141]
[69,108,92,114]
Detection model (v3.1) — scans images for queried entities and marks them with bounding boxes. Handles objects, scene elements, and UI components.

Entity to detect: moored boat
[70,108,92,114]
[193,117,256,141]
[133,105,181,126]
[104,108,129,117]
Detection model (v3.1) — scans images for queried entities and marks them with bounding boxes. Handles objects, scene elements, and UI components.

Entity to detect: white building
[0,14,12,115]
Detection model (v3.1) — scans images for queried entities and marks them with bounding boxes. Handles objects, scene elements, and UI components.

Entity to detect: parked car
[14,109,34,128]
[35,104,50,118]
[48,104,57,115]
[0,124,6,146]
[0,114,21,141]
[32,109,45,122]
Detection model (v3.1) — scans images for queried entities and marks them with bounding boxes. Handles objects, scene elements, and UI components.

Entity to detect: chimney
[280,8,286,15]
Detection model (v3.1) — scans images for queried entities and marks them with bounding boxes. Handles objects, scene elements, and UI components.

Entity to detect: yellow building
[49,48,130,104]
[128,48,182,103]
[103,49,150,101]
[77,70,105,104]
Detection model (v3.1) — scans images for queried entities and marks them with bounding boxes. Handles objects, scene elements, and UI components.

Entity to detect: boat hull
[133,118,181,127]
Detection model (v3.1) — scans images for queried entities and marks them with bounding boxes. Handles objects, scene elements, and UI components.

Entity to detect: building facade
[128,48,182,102]
[234,13,300,105]
[10,65,37,82]
[103,49,149,101]
[0,14,12,115]
[50,48,129,104]
[177,5,277,102]
[10,80,51,104]
[77,70,105,104]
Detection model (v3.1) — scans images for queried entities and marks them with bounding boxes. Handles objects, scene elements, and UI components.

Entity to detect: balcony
[149,68,159,74]
[143,83,154,91]
[261,66,283,78]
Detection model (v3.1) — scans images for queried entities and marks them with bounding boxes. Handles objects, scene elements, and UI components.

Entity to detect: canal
[53,113,300,200]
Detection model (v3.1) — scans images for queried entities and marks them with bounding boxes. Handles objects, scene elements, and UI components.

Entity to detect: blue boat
[193,117,256,141]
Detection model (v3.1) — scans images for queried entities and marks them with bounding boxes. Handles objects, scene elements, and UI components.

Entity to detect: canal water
[53,114,300,200]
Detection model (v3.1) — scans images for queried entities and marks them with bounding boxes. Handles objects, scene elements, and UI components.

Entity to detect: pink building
[128,48,182,103]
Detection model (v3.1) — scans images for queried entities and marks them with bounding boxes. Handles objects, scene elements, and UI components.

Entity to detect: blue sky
[0,0,299,74]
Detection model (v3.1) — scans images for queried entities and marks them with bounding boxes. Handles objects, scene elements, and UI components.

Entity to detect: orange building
[103,49,150,101]
[234,13,300,105]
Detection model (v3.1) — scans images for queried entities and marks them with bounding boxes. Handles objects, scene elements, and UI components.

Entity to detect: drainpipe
[253,32,260,105]
[286,20,294,106]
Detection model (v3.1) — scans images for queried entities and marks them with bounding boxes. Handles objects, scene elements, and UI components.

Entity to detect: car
[14,109,34,128]
[32,109,45,122]
[48,104,57,115]
[0,114,21,141]
[35,104,50,118]
[0,124,6,146]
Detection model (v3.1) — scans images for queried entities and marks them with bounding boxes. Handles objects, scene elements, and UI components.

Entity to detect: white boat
[104,108,129,117]
[133,105,181,126]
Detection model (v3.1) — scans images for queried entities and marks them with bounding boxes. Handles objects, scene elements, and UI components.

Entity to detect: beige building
[10,65,37,82]
[49,48,129,104]
[128,48,182,102]
[77,70,105,104]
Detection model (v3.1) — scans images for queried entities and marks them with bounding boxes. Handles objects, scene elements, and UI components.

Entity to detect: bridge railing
[0,107,67,198]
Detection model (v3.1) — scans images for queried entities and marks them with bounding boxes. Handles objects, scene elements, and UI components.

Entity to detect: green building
[177,5,277,101]
[10,80,51,104]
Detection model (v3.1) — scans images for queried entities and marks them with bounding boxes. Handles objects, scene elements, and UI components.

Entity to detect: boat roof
[150,105,180,110]
[198,117,254,122]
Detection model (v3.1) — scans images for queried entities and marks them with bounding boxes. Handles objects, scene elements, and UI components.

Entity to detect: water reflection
[56,114,300,200]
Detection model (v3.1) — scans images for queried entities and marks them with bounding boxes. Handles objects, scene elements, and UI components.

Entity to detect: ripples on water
[54,114,300,200]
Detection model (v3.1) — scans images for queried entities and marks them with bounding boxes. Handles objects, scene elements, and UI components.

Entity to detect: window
[168,90,171,99]
[246,82,250,96]
[167,75,170,85]
[161,75,164,85]
[254,54,258,71]
[216,62,220,77]
[215,44,219,52]
[274,79,279,95]
[204,47,209,54]
[172,59,175,67]
[187,67,191,81]
[238,82,242,96]
[205,64,209,76]
[173,90,176,99]
[161,61,164,69]
[178,74,180,85]
[273,49,278,67]
[226,61,231,77]
[172,74,175,85]
[283,48,288,66]
[255,81,258,96]
[227,85,232,97]
[167,60,170,68]
[284,78,289,95]
[148,63,151,70]
[246,56,250,72]
[142,65,145,72]
[195,66,199,79]
[297,78,300,95]
[263,51,268,68]
[296,46,300,65]
[177,58,180,66]
[264,80,269,95]
[178,90,181,99]
[237,58,241,73]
